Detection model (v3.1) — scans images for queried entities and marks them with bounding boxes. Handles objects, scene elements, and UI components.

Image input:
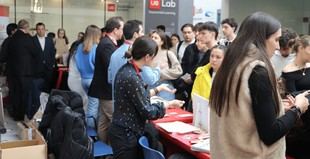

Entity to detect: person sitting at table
[191,44,227,100]
[281,35,310,159]
[108,36,182,159]
[209,12,310,159]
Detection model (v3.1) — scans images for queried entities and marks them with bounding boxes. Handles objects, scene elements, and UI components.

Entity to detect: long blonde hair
[83,25,101,53]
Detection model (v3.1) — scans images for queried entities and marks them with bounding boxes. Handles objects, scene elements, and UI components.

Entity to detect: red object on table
[151,108,193,124]
[154,122,211,159]
[56,66,68,89]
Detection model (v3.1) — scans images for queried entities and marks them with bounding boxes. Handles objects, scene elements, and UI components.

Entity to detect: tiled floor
[0,109,20,142]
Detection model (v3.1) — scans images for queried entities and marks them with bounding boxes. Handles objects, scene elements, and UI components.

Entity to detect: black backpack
[48,107,93,159]
[39,90,93,159]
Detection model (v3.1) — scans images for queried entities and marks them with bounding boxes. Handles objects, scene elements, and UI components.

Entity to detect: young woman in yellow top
[191,45,227,100]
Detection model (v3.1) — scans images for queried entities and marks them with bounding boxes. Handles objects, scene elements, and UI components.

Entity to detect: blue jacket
[108,43,160,86]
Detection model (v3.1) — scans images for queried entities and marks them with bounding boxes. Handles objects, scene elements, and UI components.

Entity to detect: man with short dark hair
[219,18,238,46]
[156,24,166,32]
[176,22,218,111]
[29,22,56,119]
[33,22,56,93]
[176,23,195,62]
[108,20,160,86]
[89,16,124,143]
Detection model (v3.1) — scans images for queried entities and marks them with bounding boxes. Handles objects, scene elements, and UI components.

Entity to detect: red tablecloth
[151,108,210,158]
[154,122,211,159]
[151,108,193,124]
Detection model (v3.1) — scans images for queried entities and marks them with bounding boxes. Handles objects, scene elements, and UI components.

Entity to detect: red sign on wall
[107,3,116,12]
[149,0,161,10]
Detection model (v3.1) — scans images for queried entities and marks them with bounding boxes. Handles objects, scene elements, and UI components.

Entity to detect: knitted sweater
[210,46,285,159]
[151,49,183,80]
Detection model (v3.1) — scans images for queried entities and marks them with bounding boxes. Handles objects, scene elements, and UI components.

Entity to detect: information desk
[154,122,211,159]
[151,108,210,159]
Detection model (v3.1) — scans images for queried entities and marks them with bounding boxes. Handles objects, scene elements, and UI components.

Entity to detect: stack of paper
[191,138,210,153]
[157,121,200,134]
[192,93,210,133]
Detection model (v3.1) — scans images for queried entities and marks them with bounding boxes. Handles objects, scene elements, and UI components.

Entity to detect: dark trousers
[27,78,44,119]
[8,76,33,120]
[108,124,143,159]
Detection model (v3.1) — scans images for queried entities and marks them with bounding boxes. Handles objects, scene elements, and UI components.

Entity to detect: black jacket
[39,89,85,138]
[88,36,117,100]
[38,90,92,159]
[7,29,36,77]
[0,36,12,63]
[33,35,56,76]
[181,43,210,75]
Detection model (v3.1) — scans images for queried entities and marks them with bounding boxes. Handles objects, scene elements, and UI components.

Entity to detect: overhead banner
[193,0,222,25]
[144,0,179,35]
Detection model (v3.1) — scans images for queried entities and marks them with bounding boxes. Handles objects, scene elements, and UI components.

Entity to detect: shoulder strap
[176,41,183,60]
[166,50,172,68]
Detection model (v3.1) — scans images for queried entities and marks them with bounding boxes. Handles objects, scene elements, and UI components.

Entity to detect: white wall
[0,0,144,45]
[226,0,310,34]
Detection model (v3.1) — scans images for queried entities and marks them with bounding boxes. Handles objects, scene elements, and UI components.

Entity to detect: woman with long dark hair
[55,28,69,64]
[210,12,310,159]
[150,31,183,100]
[108,36,178,159]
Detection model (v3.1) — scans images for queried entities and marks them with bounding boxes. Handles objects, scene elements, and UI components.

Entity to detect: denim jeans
[81,78,99,128]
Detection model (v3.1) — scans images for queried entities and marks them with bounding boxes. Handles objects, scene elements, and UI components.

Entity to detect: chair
[86,116,113,157]
[139,136,165,159]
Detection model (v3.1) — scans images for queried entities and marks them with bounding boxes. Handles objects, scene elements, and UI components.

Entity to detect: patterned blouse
[111,62,165,136]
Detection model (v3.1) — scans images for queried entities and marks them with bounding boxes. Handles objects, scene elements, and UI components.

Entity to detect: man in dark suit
[88,16,124,143]
[7,19,36,121]
[33,22,56,93]
[28,22,56,119]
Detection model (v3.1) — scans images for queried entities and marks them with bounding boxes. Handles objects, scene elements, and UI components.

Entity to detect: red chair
[56,66,68,89]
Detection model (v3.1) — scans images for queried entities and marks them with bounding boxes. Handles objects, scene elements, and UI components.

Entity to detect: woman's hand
[166,100,185,109]
[283,95,295,111]
[294,91,310,113]
[156,84,176,94]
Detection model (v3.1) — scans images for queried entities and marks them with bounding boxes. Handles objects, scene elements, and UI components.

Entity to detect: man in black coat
[7,19,36,120]
[88,16,124,142]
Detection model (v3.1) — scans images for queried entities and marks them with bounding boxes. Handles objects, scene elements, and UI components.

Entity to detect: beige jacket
[151,49,183,80]
[210,46,285,159]
[55,38,68,59]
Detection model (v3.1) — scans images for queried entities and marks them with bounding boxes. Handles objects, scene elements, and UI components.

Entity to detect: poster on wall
[144,0,179,35]
[193,0,221,25]
[0,5,9,45]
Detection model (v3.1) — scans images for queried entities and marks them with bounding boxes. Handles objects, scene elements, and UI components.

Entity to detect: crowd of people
[0,11,310,159]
